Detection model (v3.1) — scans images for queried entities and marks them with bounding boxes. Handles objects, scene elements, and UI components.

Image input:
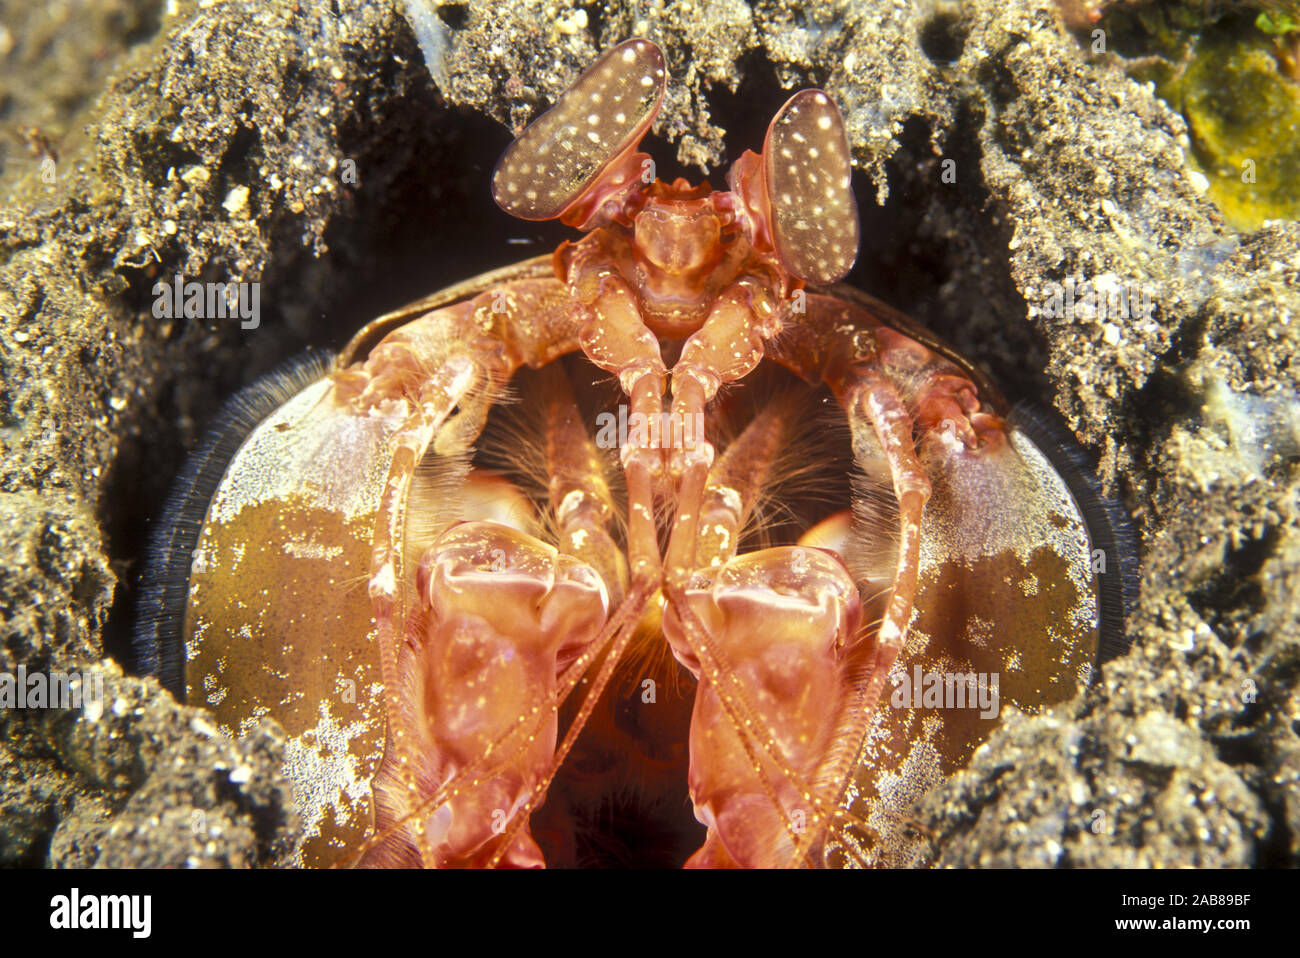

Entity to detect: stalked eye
[492,38,666,222]
[763,90,859,286]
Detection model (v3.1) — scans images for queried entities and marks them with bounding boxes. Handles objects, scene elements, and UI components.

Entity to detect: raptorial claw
[663,546,863,868]
[362,521,608,868]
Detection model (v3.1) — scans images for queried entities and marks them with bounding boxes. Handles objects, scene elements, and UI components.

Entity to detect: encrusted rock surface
[0,0,1294,866]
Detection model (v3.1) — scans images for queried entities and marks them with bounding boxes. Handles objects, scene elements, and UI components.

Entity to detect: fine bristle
[474,363,626,549]
[707,375,855,553]
[404,450,473,578]
[843,468,902,602]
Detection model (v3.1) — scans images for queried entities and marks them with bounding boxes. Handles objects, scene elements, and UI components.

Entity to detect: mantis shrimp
[134,38,1135,868]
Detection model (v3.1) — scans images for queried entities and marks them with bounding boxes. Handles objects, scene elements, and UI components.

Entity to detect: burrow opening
[98,27,1051,867]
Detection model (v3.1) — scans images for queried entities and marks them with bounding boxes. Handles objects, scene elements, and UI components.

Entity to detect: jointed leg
[571,269,668,584]
[802,368,932,841]
[360,522,608,868]
[662,295,971,866]
[760,299,1006,854]
[663,278,776,585]
[539,363,629,610]
[357,356,647,868]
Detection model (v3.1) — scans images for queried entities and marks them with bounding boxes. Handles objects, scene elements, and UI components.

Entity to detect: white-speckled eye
[492,38,666,221]
[763,90,859,285]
